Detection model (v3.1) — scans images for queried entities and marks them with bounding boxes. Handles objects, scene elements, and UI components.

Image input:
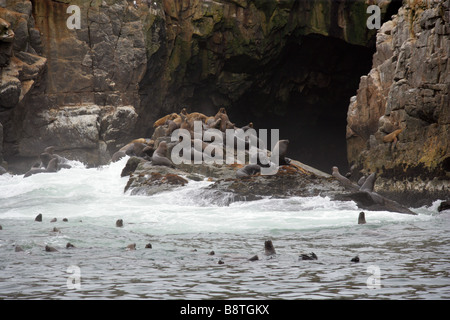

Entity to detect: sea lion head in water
[358,212,366,224]
[264,240,276,255]
[151,141,174,168]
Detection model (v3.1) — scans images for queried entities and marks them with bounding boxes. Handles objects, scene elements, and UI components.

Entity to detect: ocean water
[0,157,449,300]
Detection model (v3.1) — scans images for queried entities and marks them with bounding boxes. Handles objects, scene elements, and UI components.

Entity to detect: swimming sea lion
[45,245,58,252]
[351,256,360,263]
[236,164,261,178]
[264,240,276,255]
[151,141,174,168]
[358,212,366,224]
[300,252,318,260]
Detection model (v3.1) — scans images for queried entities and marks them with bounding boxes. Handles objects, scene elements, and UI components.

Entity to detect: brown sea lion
[214,108,234,132]
[152,141,174,168]
[153,113,178,128]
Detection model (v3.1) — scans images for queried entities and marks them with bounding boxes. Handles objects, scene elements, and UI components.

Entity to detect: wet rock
[145,243,152,249]
[248,255,259,261]
[351,256,360,263]
[218,259,224,265]
[0,225,2,230]
[126,243,136,251]
[63,218,68,222]
[66,242,75,249]
[15,245,23,252]
[34,213,42,222]
[116,219,123,227]
[346,1,450,205]
[52,227,60,232]
[208,251,215,256]
[50,218,57,223]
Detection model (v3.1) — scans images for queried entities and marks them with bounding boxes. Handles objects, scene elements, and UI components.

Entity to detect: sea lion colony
[112,107,292,178]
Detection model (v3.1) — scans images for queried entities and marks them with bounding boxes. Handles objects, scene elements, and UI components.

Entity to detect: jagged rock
[346,0,450,206]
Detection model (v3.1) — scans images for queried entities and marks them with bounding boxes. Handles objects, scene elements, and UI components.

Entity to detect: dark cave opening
[225,34,375,174]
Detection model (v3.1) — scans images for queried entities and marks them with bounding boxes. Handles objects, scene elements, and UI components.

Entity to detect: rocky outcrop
[1,0,398,173]
[346,0,450,206]
[0,0,147,172]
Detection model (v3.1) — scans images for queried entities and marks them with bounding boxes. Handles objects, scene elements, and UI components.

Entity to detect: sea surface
[0,157,449,300]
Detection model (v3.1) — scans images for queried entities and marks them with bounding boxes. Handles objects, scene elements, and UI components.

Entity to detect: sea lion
[264,240,276,255]
[35,214,42,222]
[153,113,178,128]
[116,219,123,227]
[66,242,75,248]
[241,122,253,132]
[145,243,152,249]
[45,245,58,252]
[111,150,127,162]
[24,157,58,178]
[214,108,234,132]
[300,252,318,260]
[333,166,416,215]
[236,164,261,178]
[359,173,376,193]
[165,119,180,136]
[271,139,291,165]
[151,141,174,168]
[357,175,367,186]
[351,256,360,263]
[332,166,360,191]
[358,212,366,224]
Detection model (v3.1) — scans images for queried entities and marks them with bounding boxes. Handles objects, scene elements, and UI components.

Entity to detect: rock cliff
[1,0,393,173]
[346,0,449,206]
